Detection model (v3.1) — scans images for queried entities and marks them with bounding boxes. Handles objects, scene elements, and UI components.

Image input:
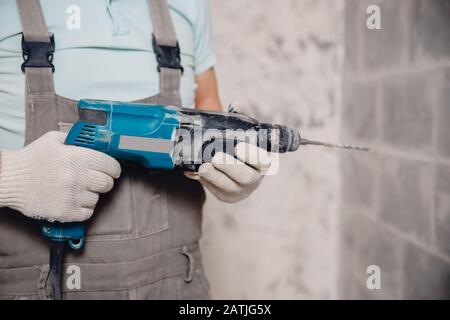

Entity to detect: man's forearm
[195,67,222,112]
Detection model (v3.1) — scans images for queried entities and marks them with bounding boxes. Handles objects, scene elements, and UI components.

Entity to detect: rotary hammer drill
[44,99,368,247]
[42,99,367,299]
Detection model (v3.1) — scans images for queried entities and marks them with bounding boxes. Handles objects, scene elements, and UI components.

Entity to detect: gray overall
[0,0,209,300]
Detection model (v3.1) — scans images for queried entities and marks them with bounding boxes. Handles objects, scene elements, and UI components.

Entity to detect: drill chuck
[274,125,301,153]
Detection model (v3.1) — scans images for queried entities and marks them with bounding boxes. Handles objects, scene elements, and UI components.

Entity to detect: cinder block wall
[340,0,450,299]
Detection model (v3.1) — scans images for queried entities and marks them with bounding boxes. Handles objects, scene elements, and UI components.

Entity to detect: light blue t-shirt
[0,0,216,150]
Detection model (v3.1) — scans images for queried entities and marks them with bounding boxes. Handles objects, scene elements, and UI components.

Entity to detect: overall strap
[16,0,56,97]
[16,0,182,106]
[148,0,183,106]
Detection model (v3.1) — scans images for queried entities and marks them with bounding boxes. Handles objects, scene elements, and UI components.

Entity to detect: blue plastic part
[41,222,85,250]
[44,99,181,249]
[66,99,181,170]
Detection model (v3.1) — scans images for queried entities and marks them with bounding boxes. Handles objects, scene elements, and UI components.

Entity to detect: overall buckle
[21,33,55,72]
[152,34,184,74]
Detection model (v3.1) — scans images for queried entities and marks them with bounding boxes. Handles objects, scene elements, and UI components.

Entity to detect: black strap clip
[152,34,184,74]
[21,33,55,72]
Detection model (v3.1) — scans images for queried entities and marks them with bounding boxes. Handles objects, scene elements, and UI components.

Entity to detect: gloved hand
[0,131,121,222]
[185,142,271,203]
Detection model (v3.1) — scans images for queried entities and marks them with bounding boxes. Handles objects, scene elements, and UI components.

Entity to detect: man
[0,0,269,299]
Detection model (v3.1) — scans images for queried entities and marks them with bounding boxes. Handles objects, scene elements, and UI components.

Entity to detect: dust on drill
[172,107,369,171]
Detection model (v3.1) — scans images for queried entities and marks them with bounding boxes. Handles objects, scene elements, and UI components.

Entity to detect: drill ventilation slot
[73,124,96,146]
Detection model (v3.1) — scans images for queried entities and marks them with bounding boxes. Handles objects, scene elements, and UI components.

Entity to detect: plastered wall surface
[201,0,344,299]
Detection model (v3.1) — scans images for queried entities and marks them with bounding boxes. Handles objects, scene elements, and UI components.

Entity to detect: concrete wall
[201,0,344,299]
[339,0,450,299]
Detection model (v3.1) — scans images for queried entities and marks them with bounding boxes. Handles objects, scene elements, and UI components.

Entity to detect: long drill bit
[300,138,370,151]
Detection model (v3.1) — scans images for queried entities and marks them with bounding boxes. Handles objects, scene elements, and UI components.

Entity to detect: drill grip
[42,221,85,250]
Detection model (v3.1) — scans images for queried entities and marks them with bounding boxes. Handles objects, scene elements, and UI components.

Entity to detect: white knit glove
[0,131,121,222]
[185,142,271,203]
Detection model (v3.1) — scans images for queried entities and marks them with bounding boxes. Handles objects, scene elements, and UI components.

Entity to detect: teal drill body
[43,99,181,248]
[67,99,181,170]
